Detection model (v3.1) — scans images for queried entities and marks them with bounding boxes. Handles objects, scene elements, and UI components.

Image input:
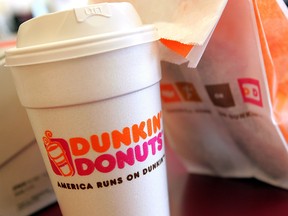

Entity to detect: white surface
[0,51,34,166]
[0,48,56,216]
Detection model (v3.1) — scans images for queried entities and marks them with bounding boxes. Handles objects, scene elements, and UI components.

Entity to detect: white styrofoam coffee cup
[6,3,169,216]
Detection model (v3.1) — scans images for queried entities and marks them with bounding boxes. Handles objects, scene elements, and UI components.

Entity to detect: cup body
[8,41,170,215]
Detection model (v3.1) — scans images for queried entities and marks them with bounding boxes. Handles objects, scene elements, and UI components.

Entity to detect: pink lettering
[74,158,94,176]
[95,154,116,173]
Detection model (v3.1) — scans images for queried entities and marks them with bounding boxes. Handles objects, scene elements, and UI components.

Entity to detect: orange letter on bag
[70,137,90,156]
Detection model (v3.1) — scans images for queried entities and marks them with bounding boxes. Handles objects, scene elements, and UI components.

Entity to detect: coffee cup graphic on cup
[6,3,170,216]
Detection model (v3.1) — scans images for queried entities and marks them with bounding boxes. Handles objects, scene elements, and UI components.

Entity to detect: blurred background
[0,0,287,40]
[0,0,89,40]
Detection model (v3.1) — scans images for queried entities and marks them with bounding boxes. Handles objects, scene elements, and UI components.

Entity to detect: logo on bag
[238,78,263,107]
[176,82,202,102]
[160,61,202,104]
[205,83,235,108]
[42,112,163,177]
[160,84,181,103]
[161,82,201,103]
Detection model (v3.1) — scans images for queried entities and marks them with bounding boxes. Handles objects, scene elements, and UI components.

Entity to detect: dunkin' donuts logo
[238,78,263,107]
[161,82,202,103]
[43,112,163,177]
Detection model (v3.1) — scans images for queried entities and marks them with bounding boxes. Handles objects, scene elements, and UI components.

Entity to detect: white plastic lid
[5,2,159,66]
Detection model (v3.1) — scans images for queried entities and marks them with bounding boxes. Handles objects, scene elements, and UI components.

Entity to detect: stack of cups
[6,3,170,216]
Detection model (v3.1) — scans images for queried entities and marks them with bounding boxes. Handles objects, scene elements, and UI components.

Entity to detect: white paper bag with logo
[160,0,288,189]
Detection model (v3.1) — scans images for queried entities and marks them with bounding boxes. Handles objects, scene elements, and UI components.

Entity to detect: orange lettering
[152,112,162,133]
[91,133,111,153]
[69,137,90,156]
[112,127,131,149]
[132,121,147,143]
[146,119,153,136]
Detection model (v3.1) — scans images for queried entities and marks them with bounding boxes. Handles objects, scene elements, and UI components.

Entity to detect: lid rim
[9,25,156,54]
[6,25,158,67]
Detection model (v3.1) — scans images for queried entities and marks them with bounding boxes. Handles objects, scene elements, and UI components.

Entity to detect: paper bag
[160,0,288,189]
